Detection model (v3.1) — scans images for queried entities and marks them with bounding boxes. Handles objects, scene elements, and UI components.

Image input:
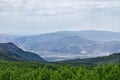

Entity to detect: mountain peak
[0,42,19,50]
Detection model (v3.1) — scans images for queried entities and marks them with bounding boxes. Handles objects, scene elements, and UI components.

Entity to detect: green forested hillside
[0,61,119,80]
[58,53,120,65]
[0,53,120,80]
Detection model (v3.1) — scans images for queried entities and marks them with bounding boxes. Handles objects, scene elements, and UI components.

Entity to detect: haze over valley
[0,30,120,61]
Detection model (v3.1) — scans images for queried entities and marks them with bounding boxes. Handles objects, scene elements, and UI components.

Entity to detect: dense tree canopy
[0,61,119,80]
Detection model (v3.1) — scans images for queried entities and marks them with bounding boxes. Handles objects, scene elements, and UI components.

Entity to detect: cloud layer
[0,0,120,15]
[0,0,120,35]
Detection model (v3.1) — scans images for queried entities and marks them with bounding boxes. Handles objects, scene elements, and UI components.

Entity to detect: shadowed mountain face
[0,43,44,62]
[0,30,120,61]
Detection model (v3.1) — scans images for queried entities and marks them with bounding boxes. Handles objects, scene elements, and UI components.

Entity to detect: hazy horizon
[0,30,120,36]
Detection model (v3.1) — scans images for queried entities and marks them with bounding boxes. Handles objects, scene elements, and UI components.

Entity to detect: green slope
[58,53,120,65]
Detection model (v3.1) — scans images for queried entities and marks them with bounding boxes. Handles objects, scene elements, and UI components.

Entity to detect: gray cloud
[0,0,120,35]
[0,0,120,15]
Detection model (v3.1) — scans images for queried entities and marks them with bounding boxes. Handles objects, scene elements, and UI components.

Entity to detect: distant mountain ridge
[0,30,120,61]
[70,30,120,41]
[0,43,44,62]
[14,34,120,61]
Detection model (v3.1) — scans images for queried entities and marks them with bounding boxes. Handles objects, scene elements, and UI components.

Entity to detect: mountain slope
[58,53,120,65]
[15,35,120,61]
[0,30,120,61]
[1,30,120,42]
[0,48,22,61]
[0,43,45,62]
[52,30,120,41]
[73,30,120,41]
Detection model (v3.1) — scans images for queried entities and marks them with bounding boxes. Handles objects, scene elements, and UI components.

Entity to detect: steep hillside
[0,48,22,61]
[0,43,45,62]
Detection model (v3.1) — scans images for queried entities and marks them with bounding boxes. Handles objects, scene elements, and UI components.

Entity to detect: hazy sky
[0,0,120,35]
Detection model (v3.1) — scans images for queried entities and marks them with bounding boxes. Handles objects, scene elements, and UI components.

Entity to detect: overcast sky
[0,0,120,35]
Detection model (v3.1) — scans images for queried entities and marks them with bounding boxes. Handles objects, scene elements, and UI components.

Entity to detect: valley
[0,30,120,61]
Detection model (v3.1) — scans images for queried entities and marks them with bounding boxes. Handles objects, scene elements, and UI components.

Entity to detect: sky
[0,0,120,35]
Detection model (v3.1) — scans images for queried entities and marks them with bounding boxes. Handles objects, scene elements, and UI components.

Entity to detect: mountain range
[0,30,120,61]
[0,43,119,65]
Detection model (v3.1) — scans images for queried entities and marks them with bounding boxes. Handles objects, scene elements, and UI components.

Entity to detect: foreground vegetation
[0,61,120,80]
